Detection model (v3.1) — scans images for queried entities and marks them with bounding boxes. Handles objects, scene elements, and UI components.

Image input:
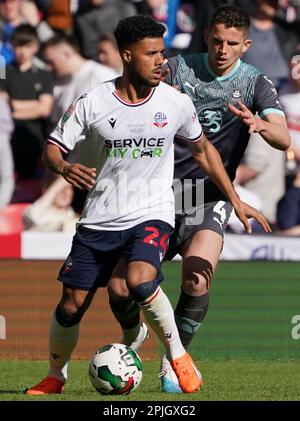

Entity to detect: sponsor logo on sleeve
[62,104,75,125]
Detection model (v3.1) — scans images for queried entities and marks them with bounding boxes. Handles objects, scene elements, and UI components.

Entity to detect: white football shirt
[48,79,202,230]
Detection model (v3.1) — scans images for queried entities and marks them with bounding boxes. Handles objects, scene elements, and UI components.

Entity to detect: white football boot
[128,322,149,352]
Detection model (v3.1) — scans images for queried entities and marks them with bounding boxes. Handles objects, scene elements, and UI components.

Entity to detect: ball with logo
[88,343,143,395]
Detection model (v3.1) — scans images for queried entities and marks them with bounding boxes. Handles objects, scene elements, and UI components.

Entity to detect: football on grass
[88,343,143,395]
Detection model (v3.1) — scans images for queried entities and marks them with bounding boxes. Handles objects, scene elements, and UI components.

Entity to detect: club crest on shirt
[154,112,168,128]
[63,255,73,273]
[232,89,242,99]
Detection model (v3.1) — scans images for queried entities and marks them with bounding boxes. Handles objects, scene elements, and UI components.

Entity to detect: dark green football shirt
[166,53,285,201]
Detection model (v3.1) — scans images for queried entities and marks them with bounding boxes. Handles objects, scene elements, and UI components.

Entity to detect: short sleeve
[176,93,203,142]
[47,94,89,154]
[0,77,8,92]
[253,74,285,119]
[39,69,54,95]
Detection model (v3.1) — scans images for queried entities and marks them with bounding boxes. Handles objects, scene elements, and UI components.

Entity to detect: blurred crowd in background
[1,0,300,235]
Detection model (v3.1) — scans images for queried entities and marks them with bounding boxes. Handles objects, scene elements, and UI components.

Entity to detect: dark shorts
[58,220,173,291]
[165,201,233,260]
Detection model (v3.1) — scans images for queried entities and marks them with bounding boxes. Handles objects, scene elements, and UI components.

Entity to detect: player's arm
[228,100,290,151]
[228,74,291,150]
[43,94,96,190]
[187,136,272,234]
[43,144,96,190]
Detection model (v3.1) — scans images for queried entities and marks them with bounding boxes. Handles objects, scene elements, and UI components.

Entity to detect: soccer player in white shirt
[25,15,270,396]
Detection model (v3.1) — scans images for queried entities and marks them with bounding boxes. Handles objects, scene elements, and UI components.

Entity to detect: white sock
[139,287,185,360]
[47,312,80,382]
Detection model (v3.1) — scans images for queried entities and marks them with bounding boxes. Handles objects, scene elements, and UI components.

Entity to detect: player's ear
[242,38,252,53]
[204,29,209,46]
[122,49,132,64]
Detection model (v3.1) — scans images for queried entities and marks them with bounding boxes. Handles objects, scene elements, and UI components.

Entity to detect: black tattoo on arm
[189,135,208,153]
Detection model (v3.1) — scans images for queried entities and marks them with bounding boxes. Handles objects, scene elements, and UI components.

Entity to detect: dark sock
[174,289,209,349]
[109,297,140,329]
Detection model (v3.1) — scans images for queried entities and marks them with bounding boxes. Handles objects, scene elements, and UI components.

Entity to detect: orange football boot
[25,376,65,395]
[171,353,203,393]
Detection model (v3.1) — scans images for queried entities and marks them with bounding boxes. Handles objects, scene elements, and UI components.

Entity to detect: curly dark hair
[208,5,250,35]
[114,15,166,51]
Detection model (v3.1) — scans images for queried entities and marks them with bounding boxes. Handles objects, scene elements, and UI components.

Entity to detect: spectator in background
[187,0,256,53]
[280,50,300,163]
[235,132,286,226]
[242,0,299,89]
[23,174,79,231]
[0,0,54,65]
[74,0,136,60]
[264,0,300,39]
[0,24,53,203]
[148,0,198,55]
[277,168,300,234]
[36,0,74,34]
[0,96,14,207]
[129,0,152,14]
[42,34,117,128]
[97,32,123,74]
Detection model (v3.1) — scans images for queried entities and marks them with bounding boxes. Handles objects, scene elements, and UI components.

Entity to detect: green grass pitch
[1,261,300,401]
[0,359,300,401]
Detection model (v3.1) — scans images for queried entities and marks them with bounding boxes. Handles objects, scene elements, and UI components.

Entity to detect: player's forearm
[193,142,240,206]
[43,144,70,176]
[255,119,291,151]
[44,144,96,190]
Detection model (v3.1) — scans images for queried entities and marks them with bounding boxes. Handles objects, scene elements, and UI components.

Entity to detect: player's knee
[108,277,131,301]
[55,303,83,327]
[62,302,81,319]
[182,257,214,295]
[57,293,87,326]
[126,262,157,290]
[182,272,212,295]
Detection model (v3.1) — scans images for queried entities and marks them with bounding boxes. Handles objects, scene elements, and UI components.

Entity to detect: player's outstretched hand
[62,163,96,190]
[228,100,263,134]
[233,201,272,234]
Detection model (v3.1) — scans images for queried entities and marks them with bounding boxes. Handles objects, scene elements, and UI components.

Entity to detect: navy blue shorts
[58,220,173,291]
